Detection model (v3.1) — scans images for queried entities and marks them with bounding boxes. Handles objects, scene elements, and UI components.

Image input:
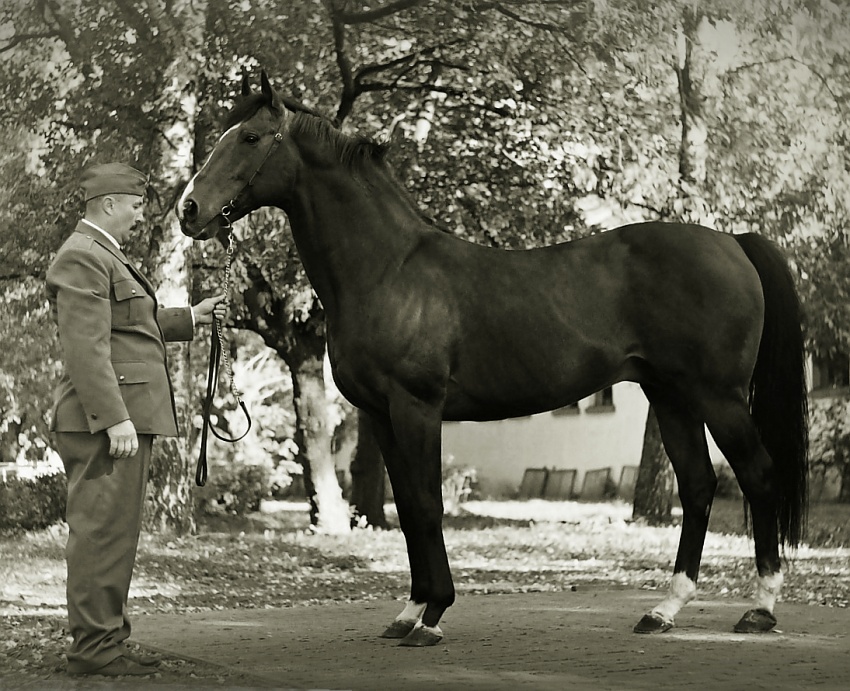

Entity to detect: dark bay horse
[178,72,808,646]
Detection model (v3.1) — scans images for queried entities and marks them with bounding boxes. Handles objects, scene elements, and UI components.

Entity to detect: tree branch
[474,1,583,33]
[322,1,357,125]
[333,0,424,24]
[113,0,156,45]
[357,80,512,116]
[0,31,59,54]
[725,56,845,112]
[41,0,94,77]
[354,41,467,84]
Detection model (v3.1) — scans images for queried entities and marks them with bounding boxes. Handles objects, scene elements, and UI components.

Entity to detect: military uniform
[46,163,194,674]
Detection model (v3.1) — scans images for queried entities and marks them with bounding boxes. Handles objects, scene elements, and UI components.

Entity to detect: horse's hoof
[633,612,674,634]
[380,619,417,639]
[733,608,777,633]
[398,624,443,647]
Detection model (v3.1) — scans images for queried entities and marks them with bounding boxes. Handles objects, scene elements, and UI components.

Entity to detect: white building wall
[441,382,650,497]
[442,381,726,498]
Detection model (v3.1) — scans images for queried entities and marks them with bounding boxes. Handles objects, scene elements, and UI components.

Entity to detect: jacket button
[131,289,136,294]
[91,413,98,419]
[119,375,126,381]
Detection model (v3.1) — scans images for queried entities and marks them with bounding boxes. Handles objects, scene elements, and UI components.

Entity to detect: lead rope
[196,210,252,487]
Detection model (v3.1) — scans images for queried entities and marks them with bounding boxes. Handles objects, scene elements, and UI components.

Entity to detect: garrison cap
[80,162,148,201]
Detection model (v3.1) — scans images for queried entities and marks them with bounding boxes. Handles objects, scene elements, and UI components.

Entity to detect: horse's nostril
[182,199,198,222]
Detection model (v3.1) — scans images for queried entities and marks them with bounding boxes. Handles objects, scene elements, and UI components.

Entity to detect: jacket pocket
[113,279,148,325]
[113,361,150,385]
[113,361,153,429]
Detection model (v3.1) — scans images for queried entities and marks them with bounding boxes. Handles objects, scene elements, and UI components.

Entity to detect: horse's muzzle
[178,199,219,240]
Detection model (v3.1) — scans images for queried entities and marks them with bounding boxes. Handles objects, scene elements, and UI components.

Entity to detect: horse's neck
[284,164,422,319]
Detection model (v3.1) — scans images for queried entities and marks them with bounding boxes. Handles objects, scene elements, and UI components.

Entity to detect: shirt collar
[81,218,122,251]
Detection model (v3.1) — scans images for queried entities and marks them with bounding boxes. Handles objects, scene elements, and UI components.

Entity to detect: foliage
[808,395,850,502]
[194,463,272,517]
[0,470,66,532]
[809,397,850,467]
[3,0,850,531]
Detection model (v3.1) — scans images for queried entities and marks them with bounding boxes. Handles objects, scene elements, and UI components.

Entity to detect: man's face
[108,194,145,240]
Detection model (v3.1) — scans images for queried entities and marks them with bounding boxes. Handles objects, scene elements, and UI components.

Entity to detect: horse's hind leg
[704,397,783,633]
[368,399,454,647]
[634,392,717,634]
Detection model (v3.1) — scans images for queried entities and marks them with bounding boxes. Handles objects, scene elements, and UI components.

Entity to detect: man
[46,162,225,677]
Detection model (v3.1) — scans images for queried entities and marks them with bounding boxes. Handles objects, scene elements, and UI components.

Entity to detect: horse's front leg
[368,398,454,647]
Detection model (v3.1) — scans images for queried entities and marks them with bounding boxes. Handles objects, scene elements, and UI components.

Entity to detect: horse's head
[178,71,293,240]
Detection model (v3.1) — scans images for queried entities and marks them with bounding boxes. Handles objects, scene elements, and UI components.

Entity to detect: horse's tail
[734,233,809,548]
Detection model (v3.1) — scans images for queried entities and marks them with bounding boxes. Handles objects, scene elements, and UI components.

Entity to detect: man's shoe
[124,648,162,667]
[71,656,156,677]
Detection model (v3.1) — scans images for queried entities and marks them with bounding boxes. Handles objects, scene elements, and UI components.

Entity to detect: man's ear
[100,195,116,215]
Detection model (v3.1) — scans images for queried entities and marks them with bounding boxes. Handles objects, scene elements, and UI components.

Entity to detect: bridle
[195,120,285,487]
[217,125,285,229]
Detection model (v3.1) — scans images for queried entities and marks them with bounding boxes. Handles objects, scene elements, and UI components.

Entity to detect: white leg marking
[411,620,443,637]
[753,572,783,613]
[651,573,697,623]
[395,600,426,624]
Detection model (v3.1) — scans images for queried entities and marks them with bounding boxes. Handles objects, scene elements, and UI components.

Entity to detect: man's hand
[193,294,227,325]
[106,419,138,458]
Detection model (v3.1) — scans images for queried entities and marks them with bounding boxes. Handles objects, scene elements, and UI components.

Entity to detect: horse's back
[336,221,766,420]
[430,222,762,418]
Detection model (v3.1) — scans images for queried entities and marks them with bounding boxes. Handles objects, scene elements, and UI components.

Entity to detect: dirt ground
[8,588,844,690]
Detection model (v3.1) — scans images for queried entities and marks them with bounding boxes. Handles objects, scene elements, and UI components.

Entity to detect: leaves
[3,0,850,506]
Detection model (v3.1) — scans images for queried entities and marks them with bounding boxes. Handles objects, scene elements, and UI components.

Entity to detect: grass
[1,497,848,619]
[1,497,847,685]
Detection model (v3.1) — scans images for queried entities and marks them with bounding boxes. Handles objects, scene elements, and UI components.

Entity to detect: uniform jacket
[46,222,194,436]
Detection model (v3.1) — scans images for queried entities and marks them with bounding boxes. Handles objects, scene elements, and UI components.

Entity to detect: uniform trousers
[54,431,154,674]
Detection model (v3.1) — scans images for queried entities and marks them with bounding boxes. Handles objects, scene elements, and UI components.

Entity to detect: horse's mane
[224,92,448,233]
[224,93,387,167]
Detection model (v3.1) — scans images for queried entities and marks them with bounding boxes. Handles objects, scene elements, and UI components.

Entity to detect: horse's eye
[244,134,260,145]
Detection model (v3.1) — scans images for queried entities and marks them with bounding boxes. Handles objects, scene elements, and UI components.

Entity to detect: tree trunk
[289,350,350,534]
[633,405,674,525]
[840,459,850,503]
[633,7,705,523]
[137,0,214,535]
[675,7,708,189]
[349,409,388,528]
[239,255,350,532]
[142,223,197,536]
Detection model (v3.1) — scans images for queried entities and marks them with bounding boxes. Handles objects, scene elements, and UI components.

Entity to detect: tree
[349,409,389,529]
[633,4,706,524]
[0,0,212,533]
[3,0,850,534]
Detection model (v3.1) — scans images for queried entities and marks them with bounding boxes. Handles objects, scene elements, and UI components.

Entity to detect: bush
[0,471,67,531]
[194,463,271,516]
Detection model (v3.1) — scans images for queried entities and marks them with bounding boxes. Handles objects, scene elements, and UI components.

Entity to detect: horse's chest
[326,315,448,410]
[326,330,382,407]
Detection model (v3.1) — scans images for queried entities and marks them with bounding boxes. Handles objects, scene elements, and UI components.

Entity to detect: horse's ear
[240,68,251,97]
[260,69,282,112]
